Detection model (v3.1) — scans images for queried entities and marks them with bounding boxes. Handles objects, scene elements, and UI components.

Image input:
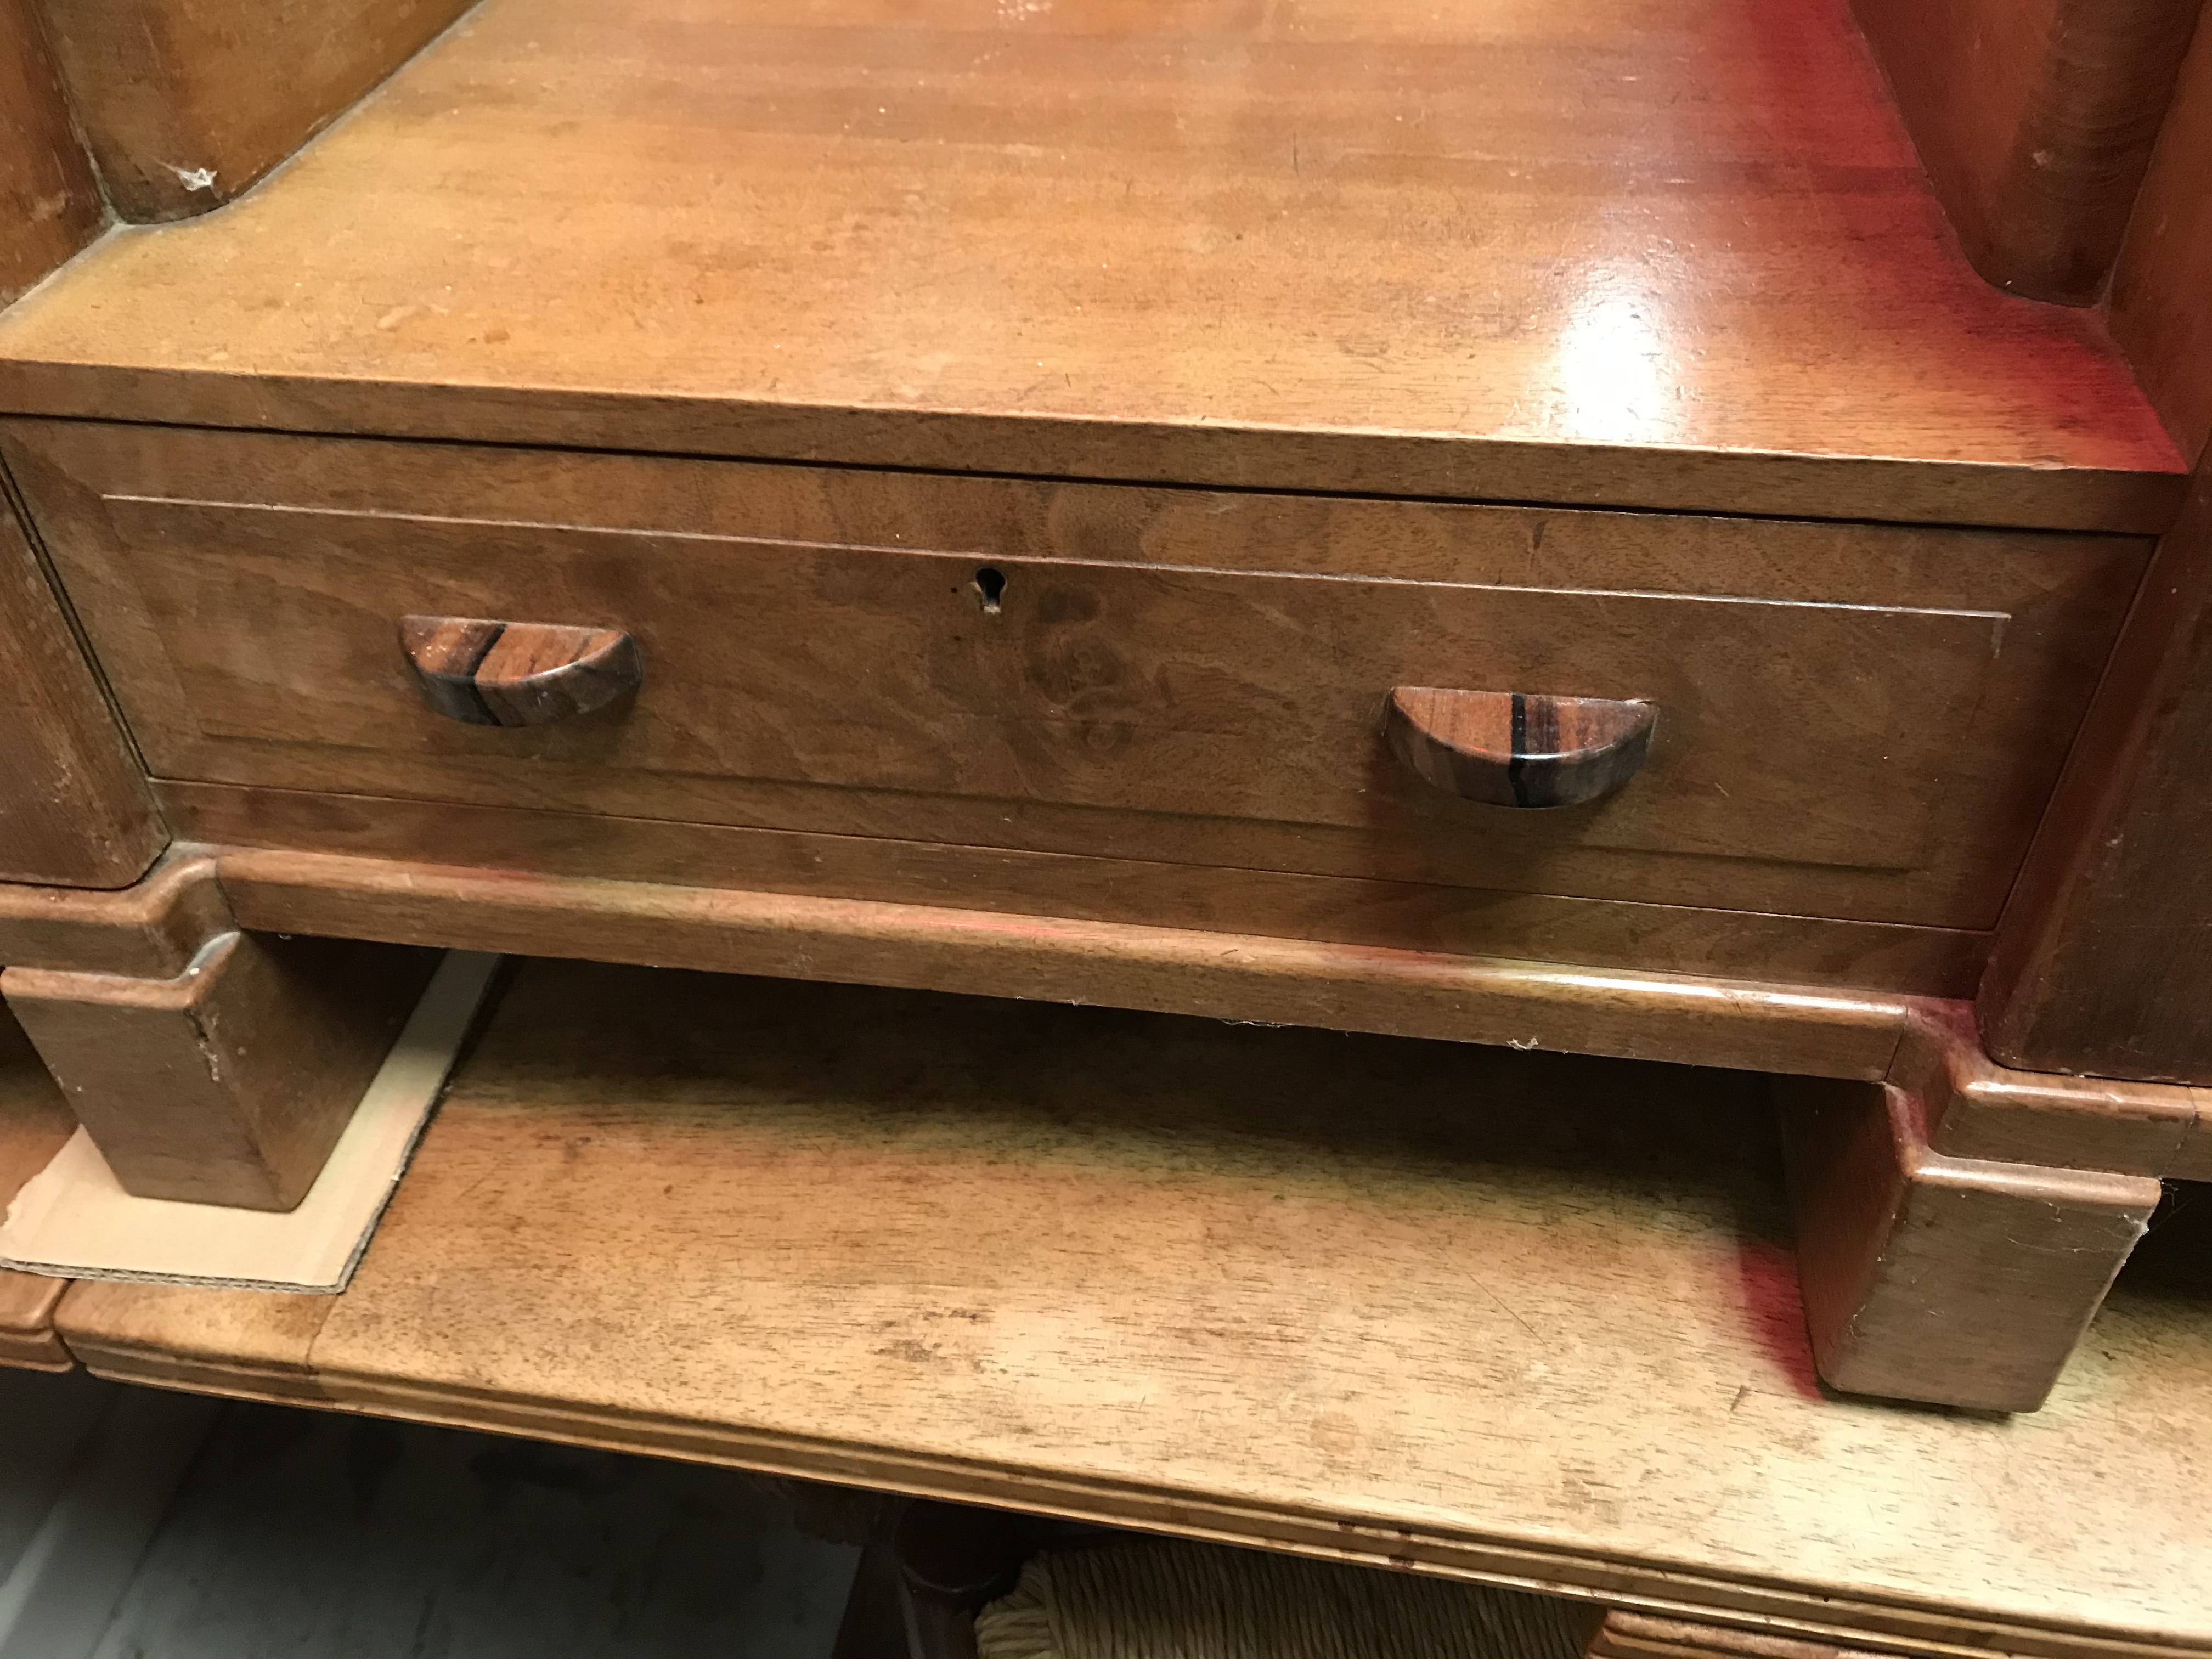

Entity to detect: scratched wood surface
[0,0,2183,529]
[55,960,2212,1659]
[2,420,2154,933]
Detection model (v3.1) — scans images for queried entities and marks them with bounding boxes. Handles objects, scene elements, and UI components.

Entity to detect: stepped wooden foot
[1776,1074,2160,1412]
[2,931,437,1211]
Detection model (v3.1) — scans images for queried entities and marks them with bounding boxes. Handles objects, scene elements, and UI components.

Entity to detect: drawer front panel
[110,497,1984,874]
[4,422,2149,928]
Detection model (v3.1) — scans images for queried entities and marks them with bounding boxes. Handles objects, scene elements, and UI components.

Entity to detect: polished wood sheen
[0,0,105,307]
[2,421,2154,932]
[0,0,2184,529]
[1385,688,1655,809]
[0,469,166,888]
[33,0,475,222]
[400,615,642,727]
[51,960,2212,1659]
[1850,0,2205,303]
[2108,19,2212,465]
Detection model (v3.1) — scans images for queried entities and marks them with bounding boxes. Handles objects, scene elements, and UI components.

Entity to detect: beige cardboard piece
[0,953,499,1294]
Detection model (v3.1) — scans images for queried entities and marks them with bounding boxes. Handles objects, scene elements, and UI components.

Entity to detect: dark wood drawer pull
[400,615,642,727]
[1385,686,1655,808]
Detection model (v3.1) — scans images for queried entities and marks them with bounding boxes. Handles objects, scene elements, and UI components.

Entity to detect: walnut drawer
[0,421,2152,930]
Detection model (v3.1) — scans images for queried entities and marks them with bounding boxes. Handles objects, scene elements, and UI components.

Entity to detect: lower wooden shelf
[42,960,2212,1659]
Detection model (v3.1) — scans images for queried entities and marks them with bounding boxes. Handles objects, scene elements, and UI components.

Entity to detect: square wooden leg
[1777,1075,2160,1412]
[2,932,438,1211]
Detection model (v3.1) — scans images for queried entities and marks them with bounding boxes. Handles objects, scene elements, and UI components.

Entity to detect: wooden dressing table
[0,0,2209,1416]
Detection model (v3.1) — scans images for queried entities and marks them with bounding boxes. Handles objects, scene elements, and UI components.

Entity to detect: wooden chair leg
[2,932,438,1211]
[1776,1075,2161,1412]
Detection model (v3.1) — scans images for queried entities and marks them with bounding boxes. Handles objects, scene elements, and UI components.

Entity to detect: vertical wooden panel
[0,0,102,305]
[1982,51,2212,1085]
[2109,15,2212,465]
[1979,469,2212,1082]
[0,476,163,888]
[35,0,476,222]
[1852,0,2204,302]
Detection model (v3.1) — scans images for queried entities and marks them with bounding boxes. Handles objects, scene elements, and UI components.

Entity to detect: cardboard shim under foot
[0,952,500,1294]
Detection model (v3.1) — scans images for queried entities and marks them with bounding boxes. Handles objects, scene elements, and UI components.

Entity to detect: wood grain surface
[1979,466,2212,1085]
[2108,18,2212,467]
[1850,0,2204,303]
[179,791,1989,997]
[400,616,641,727]
[0,999,72,1370]
[2,421,2154,932]
[35,0,475,222]
[0,465,165,888]
[0,0,105,307]
[207,844,1920,1080]
[3,932,437,1209]
[0,845,230,977]
[0,0,2185,529]
[53,960,2212,1659]
[1385,689,1655,810]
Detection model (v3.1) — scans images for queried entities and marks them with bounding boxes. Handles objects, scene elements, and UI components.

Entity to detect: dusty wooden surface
[0,0,2183,529]
[35,0,476,222]
[0,0,105,307]
[1849,0,2203,303]
[0,1000,74,1370]
[3,419,2155,935]
[57,960,2212,1659]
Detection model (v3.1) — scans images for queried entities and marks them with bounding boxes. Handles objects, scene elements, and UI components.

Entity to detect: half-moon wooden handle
[1384,687,1655,808]
[400,615,642,727]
